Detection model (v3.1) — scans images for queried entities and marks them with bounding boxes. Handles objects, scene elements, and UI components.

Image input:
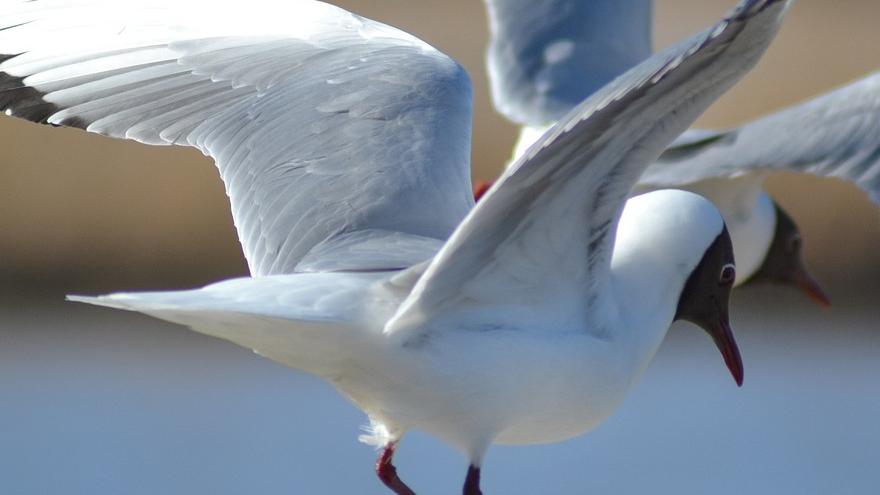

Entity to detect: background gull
[482,0,880,302]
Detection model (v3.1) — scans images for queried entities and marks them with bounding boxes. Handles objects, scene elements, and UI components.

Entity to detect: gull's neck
[608,191,725,378]
[608,247,682,381]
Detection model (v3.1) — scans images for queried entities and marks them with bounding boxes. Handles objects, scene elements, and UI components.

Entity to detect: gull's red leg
[376,442,416,495]
[463,465,482,495]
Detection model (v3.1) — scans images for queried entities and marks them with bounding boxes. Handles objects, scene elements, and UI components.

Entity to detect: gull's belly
[335,330,633,450]
[490,356,631,445]
[491,392,627,445]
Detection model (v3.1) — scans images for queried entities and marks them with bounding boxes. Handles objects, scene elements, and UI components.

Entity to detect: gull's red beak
[711,318,744,387]
[792,265,831,308]
[674,227,743,387]
[747,201,831,308]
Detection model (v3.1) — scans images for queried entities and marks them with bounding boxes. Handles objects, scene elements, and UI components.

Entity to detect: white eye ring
[720,263,736,284]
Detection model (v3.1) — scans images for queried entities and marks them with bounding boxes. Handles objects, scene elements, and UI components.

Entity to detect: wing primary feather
[642,71,880,204]
[387,0,790,336]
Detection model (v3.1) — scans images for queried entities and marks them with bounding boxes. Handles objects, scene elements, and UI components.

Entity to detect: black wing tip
[682,0,789,73]
[714,0,789,42]
[734,0,789,18]
[0,52,78,128]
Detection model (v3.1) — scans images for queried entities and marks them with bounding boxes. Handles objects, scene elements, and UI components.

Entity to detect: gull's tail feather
[67,273,391,376]
[67,294,182,312]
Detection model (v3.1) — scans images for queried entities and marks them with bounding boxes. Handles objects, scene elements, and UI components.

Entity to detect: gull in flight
[0,0,789,493]
[483,0,880,305]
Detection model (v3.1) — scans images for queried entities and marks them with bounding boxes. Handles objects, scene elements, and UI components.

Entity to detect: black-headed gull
[0,0,788,493]
[482,0,880,306]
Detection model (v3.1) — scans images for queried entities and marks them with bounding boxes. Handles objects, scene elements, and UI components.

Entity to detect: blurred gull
[484,0,880,304]
[0,0,788,493]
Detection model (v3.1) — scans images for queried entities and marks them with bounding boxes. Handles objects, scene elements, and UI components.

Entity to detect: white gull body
[486,0,880,287]
[0,0,788,491]
[78,190,725,454]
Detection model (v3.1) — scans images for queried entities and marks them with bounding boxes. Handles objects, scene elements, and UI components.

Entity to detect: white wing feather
[389,0,790,336]
[644,72,880,203]
[483,0,652,127]
[0,0,474,275]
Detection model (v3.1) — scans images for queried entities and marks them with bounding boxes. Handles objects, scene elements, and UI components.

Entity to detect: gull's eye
[787,233,802,253]
[719,263,736,285]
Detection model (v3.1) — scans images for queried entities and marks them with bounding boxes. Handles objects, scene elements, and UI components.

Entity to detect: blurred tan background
[1,4,878,493]
[1,0,878,294]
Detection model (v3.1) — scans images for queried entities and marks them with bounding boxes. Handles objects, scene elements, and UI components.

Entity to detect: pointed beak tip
[714,320,744,388]
[726,357,744,387]
[812,295,832,309]
[807,287,832,308]
[795,272,831,308]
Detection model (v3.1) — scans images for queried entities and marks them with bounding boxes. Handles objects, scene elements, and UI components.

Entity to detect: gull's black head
[674,225,743,386]
[743,201,830,307]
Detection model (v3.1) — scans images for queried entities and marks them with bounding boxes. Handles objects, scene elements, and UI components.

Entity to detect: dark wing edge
[387,0,791,334]
[0,3,476,276]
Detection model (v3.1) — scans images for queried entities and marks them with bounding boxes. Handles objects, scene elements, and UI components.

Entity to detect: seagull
[483,0,880,304]
[0,0,789,493]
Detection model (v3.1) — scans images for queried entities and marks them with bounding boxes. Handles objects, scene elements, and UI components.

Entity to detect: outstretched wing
[642,72,880,203]
[0,0,474,275]
[388,0,790,335]
[483,0,652,127]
